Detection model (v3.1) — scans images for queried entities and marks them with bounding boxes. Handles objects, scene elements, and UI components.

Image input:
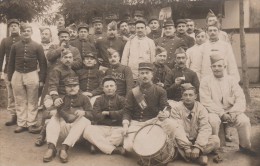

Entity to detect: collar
[11,33,19,37]
[140,82,153,89]
[111,63,121,69]
[177,33,187,37]
[21,38,32,43]
[61,63,72,70]
[174,64,186,70]
[165,35,175,39]
[154,62,164,68]
[79,37,88,42]
[209,38,219,43]
[104,93,116,99]
[41,40,51,44]
[83,65,95,70]
[68,93,80,99]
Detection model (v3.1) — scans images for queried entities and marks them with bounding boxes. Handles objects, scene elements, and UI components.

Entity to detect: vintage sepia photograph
[0,0,260,165]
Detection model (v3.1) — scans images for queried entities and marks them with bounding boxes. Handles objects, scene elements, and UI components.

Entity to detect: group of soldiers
[0,9,256,166]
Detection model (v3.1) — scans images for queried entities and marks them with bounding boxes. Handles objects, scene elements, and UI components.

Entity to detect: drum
[133,124,177,166]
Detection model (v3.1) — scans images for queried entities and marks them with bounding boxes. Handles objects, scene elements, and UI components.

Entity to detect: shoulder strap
[132,86,147,110]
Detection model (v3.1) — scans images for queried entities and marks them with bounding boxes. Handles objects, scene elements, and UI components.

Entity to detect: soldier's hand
[175,77,183,85]
[157,111,169,121]
[122,36,129,41]
[191,147,200,160]
[156,82,164,87]
[82,92,93,97]
[102,111,110,116]
[75,110,85,116]
[221,113,232,122]
[66,114,78,123]
[123,123,129,137]
[184,148,192,159]
[39,82,44,87]
[54,98,63,107]
[44,98,53,108]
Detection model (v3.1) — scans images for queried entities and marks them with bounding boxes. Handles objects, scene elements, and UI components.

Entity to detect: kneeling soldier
[43,76,93,163]
[83,76,126,155]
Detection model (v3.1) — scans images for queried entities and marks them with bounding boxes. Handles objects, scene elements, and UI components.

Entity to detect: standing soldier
[117,20,130,43]
[70,23,97,59]
[0,19,21,126]
[128,19,136,37]
[133,10,145,21]
[147,16,162,40]
[39,27,53,55]
[186,19,196,40]
[67,23,78,42]
[8,23,47,133]
[175,19,195,48]
[155,19,186,69]
[92,17,106,43]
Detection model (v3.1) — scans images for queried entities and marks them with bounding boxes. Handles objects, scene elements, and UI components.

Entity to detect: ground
[0,85,260,166]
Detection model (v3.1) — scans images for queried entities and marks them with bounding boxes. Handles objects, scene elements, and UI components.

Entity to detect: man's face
[195,32,207,45]
[138,69,153,84]
[186,21,195,34]
[134,15,143,21]
[211,60,225,78]
[9,23,19,34]
[207,16,218,26]
[129,24,136,33]
[93,22,103,34]
[68,29,78,39]
[57,17,65,27]
[108,52,120,65]
[175,53,187,68]
[103,80,117,96]
[21,28,33,39]
[65,84,79,96]
[176,23,187,34]
[83,56,96,67]
[41,29,52,43]
[61,53,73,67]
[136,23,146,37]
[119,22,129,35]
[59,33,70,44]
[78,28,88,39]
[207,26,219,40]
[164,26,175,36]
[182,89,197,105]
[155,52,167,64]
[107,28,117,39]
[149,20,160,31]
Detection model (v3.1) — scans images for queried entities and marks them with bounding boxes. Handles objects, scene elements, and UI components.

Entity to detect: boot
[35,124,47,147]
[43,143,57,162]
[59,144,69,163]
[5,115,17,126]
[198,155,208,166]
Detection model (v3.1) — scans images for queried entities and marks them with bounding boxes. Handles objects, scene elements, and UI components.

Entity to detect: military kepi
[65,76,79,86]
[174,47,186,55]
[102,75,116,85]
[210,54,224,64]
[20,22,32,32]
[7,19,20,27]
[138,62,153,71]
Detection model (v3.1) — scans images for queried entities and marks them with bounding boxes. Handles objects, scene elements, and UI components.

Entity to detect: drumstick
[146,107,168,134]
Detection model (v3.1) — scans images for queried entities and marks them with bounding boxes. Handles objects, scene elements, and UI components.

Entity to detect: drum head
[133,124,167,157]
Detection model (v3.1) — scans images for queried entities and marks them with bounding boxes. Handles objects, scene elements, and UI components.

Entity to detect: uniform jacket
[147,29,162,40]
[199,39,240,82]
[58,92,94,121]
[121,36,155,79]
[8,38,47,82]
[0,33,21,73]
[93,94,125,126]
[152,62,172,85]
[165,66,200,101]
[46,44,82,70]
[171,101,212,151]
[105,63,134,97]
[155,36,187,69]
[123,83,169,122]
[70,37,97,59]
[76,66,104,96]
[176,33,195,48]
[200,74,246,118]
[96,37,125,67]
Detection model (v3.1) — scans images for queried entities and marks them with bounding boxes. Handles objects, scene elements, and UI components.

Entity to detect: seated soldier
[35,50,76,146]
[76,52,104,104]
[165,47,199,102]
[152,46,171,88]
[200,54,256,156]
[170,83,220,165]
[43,76,93,163]
[83,76,126,155]
[105,48,134,97]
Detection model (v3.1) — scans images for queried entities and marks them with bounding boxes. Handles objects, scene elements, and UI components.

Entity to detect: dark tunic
[152,62,172,85]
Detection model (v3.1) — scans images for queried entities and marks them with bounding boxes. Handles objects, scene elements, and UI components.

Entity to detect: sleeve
[90,70,104,96]
[165,72,181,98]
[46,44,62,62]
[199,77,225,117]
[109,96,125,120]
[48,69,60,95]
[7,45,16,81]
[82,95,94,120]
[170,105,183,124]
[0,39,6,72]
[93,96,105,121]
[122,91,134,121]
[71,47,82,70]
[159,88,169,111]
[37,44,47,82]
[226,43,240,83]
[124,66,134,96]
[121,40,130,65]
[192,72,200,94]
[194,107,212,150]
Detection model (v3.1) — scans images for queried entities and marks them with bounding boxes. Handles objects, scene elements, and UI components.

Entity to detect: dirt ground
[0,87,260,166]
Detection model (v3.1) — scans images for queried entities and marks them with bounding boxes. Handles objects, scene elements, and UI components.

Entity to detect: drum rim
[133,124,167,157]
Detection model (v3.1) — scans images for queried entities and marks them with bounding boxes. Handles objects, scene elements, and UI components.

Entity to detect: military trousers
[3,73,16,115]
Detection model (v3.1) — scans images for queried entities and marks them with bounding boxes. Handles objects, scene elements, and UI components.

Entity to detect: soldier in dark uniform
[67,23,78,42]
[128,19,136,37]
[175,19,195,48]
[0,19,21,126]
[147,16,162,40]
[70,23,97,59]
[43,76,93,163]
[117,20,131,44]
[155,19,187,69]
[92,17,106,43]
[165,47,199,101]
